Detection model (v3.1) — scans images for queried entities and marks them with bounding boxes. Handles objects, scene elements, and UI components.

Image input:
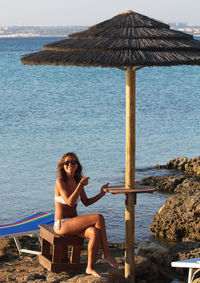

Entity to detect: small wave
[135,166,183,181]
[136,166,155,172]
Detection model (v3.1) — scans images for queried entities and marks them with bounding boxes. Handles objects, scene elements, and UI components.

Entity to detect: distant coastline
[0,25,200,38]
[0,26,88,38]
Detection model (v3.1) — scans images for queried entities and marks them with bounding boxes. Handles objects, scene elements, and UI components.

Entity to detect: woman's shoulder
[56,177,66,187]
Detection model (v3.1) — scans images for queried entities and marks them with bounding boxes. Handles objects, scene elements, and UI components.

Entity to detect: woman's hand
[101,182,110,194]
[80,176,90,186]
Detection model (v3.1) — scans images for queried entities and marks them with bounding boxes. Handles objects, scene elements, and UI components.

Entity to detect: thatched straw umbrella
[21,10,200,282]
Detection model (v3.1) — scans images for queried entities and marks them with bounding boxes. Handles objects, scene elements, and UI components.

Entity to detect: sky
[0,0,200,27]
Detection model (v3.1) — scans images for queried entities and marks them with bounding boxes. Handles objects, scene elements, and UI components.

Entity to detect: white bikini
[54,195,81,230]
[55,196,67,205]
[55,195,81,205]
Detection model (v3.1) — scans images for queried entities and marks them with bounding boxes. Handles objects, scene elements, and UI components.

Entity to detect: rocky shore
[140,156,200,282]
[141,157,200,241]
[0,236,183,283]
[1,156,200,282]
[156,156,200,176]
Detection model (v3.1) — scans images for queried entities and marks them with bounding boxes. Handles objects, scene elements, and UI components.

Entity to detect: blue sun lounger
[0,211,54,255]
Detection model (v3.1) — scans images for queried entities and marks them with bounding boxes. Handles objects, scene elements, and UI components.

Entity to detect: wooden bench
[39,224,84,272]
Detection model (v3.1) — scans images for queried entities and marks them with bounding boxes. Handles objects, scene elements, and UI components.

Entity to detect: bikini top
[55,195,81,205]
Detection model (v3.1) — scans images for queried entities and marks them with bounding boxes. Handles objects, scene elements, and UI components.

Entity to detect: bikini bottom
[54,217,70,230]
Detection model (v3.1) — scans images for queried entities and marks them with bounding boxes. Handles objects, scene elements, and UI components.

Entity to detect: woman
[54,152,119,277]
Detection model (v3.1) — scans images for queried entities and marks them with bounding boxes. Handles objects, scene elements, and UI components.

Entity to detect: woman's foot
[102,254,120,269]
[86,267,101,277]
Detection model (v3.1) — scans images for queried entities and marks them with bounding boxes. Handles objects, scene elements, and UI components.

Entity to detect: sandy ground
[0,237,126,283]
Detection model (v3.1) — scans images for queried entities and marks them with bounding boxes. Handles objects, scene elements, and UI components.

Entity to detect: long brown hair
[57,152,83,183]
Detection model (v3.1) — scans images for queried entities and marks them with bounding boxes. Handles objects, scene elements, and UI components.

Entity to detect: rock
[185,157,200,175]
[135,255,159,282]
[193,277,200,283]
[150,186,200,240]
[158,156,200,176]
[141,173,200,194]
[135,243,178,283]
[140,175,186,193]
[25,273,46,281]
[170,241,200,261]
[137,242,171,266]
[165,157,188,171]
[174,177,200,193]
[0,237,176,283]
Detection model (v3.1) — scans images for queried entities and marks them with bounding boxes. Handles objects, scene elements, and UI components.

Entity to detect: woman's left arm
[81,183,109,206]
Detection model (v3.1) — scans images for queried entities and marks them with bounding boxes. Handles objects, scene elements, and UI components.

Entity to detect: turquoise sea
[0,37,200,243]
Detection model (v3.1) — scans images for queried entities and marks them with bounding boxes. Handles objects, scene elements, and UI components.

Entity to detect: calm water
[0,37,200,243]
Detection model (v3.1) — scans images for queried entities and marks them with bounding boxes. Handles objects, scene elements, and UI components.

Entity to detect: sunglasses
[63,160,78,166]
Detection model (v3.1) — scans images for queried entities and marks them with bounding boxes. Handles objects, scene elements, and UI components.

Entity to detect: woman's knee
[86,226,101,240]
[94,214,105,224]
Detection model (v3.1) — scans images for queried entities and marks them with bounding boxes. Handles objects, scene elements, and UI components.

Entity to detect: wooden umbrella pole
[125,67,136,282]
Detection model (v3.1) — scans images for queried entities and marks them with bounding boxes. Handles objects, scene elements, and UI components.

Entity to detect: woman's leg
[54,214,119,268]
[78,226,101,277]
[95,215,119,268]
[54,214,104,236]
